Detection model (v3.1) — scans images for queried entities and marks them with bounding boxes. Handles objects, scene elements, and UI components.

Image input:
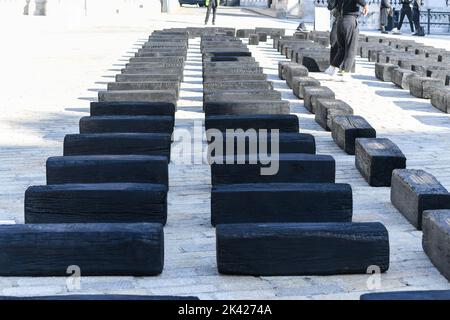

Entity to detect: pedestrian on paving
[324,0,341,76]
[325,0,369,81]
[398,0,415,33]
[380,0,392,34]
[205,0,218,25]
[412,0,425,36]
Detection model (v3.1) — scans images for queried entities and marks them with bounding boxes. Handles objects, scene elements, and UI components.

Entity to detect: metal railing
[421,9,450,34]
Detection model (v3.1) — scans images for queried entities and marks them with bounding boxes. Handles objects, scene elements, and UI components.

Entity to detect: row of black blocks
[203,32,390,276]
[361,34,450,282]
[0,28,189,278]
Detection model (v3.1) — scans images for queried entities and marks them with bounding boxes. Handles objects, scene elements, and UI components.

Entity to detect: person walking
[380,0,392,33]
[205,0,218,25]
[324,0,340,76]
[326,0,369,81]
[398,0,415,33]
[412,0,425,36]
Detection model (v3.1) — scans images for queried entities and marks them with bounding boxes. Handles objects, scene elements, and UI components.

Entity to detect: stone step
[315,99,354,131]
[116,74,182,83]
[204,100,290,116]
[216,222,389,276]
[90,102,175,117]
[205,114,299,133]
[332,115,377,155]
[0,223,164,276]
[80,115,174,134]
[211,183,352,226]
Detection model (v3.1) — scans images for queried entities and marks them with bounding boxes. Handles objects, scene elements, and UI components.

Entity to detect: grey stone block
[409,77,445,99]
[391,68,417,90]
[332,115,376,155]
[204,100,290,116]
[375,63,399,82]
[292,76,321,99]
[355,138,407,187]
[303,86,335,113]
[430,86,450,113]
[204,74,267,82]
[315,99,354,131]
[391,169,450,230]
[284,64,309,89]
[116,74,182,83]
[422,210,450,281]
[203,80,273,91]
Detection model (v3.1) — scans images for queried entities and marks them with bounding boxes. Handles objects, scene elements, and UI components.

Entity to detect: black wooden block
[422,210,450,281]
[391,169,450,230]
[211,153,335,185]
[46,155,168,186]
[303,86,335,114]
[216,222,390,276]
[207,132,315,156]
[315,99,354,131]
[332,115,376,155]
[0,223,164,276]
[79,116,174,134]
[355,138,406,187]
[64,133,171,160]
[205,115,299,133]
[211,183,352,226]
[0,295,199,301]
[25,183,168,225]
[204,101,290,116]
[361,290,450,300]
[90,102,175,117]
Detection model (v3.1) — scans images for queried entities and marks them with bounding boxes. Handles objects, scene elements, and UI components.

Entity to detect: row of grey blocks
[201,34,390,277]
[1,29,189,278]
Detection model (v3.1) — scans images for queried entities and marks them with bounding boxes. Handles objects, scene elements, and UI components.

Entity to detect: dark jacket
[380,0,391,25]
[400,0,412,7]
[335,0,367,17]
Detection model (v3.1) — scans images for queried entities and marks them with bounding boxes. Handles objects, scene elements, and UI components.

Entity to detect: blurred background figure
[412,0,425,36]
[380,0,392,33]
[324,0,340,77]
[398,0,415,34]
[205,0,218,25]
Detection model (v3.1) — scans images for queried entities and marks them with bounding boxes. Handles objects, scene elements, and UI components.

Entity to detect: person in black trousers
[329,0,369,80]
[324,0,341,76]
[380,0,392,33]
[205,0,218,25]
[412,0,424,35]
[398,0,415,33]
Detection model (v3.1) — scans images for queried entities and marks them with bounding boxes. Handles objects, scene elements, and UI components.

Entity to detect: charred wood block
[303,86,335,114]
[25,183,168,225]
[292,76,321,99]
[375,63,399,82]
[361,290,450,300]
[203,80,273,91]
[409,77,445,99]
[79,116,174,134]
[205,114,299,133]
[430,86,450,113]
[422,210,450,281]
[63,133,171,160]
[90,102,175,117]
[315,99,354,131]
[332,115,376,155]
[391,68,417,90]
[236,29,254,38]
[204,101,290,116]
[300,54,330,72]
[0,295,199,301]
[211,183,352,226]
[207,132,316,156]
[391,169,450,230]
[106,81,180,97]
[116,74,182,83]
[216,222,389,276]
[355,138,406,187]
[211,153,335,185]
[203,90,281,103]
[284,64,309,89]
[0,223,164,276]
[46,155,168,186]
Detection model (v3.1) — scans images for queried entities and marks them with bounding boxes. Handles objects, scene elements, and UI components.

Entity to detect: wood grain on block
[278,61,298,80]
[355,138,406,187]
[303,86,335,114]
[211,153,335,185]
[248,34,259,45]
[204,67,263,75]
[129,57,185,64]
[207,132,316,156]
[63,133,171,160]
[203,90,281,103]
[361,290,450,300]
[391,68,417,90]
[203,62,260,69]
[203,80,273,91]
[98,90,177,104]
[409,77,444,99]
[315,99,354,131]
[205,114,299,133]
[299,53,330,72]
[46,155,168,186]
[204,74,267,82]
[0,223,164,276]
[391,169,450,230]
[284,65,309,89]
[25,183,168,225]
[216,222,389,276]
[211,183,352,226]
[292,76,321,99]
[422,210,450,281]
[0,295,199,301]
[430,86,450,113]
[332,115,376,155]
[107,82,180,97]
[79,116,174,134]
[204,101,289,116]
[90,102,175,117]
[116,74,182,83]
[375,63,399,82]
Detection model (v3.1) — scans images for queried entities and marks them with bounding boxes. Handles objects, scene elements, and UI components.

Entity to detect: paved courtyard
[0,7,449,299]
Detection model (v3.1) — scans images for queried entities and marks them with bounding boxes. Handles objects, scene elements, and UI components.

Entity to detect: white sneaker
[324,66,337,76]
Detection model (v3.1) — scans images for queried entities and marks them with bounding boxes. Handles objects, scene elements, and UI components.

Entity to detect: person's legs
[340,16,359,73]
[330,19,338,62]
[212,2,217,24]
[413,8,421,32]
[398,8,406,30]
[205,3,212,24]
[331,18,345,69]
[406,6,414,32]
